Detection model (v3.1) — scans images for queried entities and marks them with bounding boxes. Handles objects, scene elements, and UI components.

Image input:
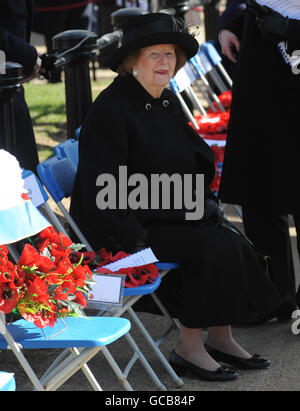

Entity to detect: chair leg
[151,292,181,331]
[100,346,134,391]
[41,347,102,391]
[72,347,103,391]
[127,307,184,388]
[124,333,167,391]
[3,327,45,391]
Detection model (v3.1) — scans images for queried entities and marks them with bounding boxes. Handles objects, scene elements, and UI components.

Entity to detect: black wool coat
[0,0,39,172]
[70,73,216,253]
[70,74,281,327]
[0,0,37,76]
[218,9,300,214]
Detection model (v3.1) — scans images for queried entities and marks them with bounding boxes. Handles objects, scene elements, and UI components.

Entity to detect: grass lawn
[24,75,114,163]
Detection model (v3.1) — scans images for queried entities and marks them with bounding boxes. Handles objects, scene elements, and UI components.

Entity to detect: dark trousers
[242,204,299,317]
[0,88,39,174]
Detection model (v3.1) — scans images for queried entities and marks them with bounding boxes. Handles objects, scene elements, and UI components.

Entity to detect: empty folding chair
[6,169,70,263]
[170,67,204,130]
[37,153,183,388]
[22,169,67,235]
[0,311,137,391]
[197,42,233,92]
[187,56,226,113]
[170,66,241,218]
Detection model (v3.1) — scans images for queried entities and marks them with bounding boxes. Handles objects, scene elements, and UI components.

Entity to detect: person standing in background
[218,0,300,322]
[32,0,92,82]
[0,0,41,173]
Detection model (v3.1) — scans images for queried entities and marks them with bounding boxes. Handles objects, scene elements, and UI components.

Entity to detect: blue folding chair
[22,169,67,235]
[2,172,169,390]
[0,311,135,391]
[53,138,79,167]
[187,56,226,113]
[75,126,81,140]
[0,372,16,391]
[170,70,202,130]
[37,152,183,388]
[197,41,233,92]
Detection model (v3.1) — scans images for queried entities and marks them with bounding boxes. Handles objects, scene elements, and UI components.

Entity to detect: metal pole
[0,62,23,153]
[52,30,98,139]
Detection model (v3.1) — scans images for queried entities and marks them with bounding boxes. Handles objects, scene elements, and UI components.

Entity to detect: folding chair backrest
[22,169,67,235]
[37,155,77,203]
[75,126,81,140]
[197,41,233,92]
[188,55,226,113]
[22,169,49,208]
[170,67,201,130]
[53,139,79,168]
[37,155,93,250]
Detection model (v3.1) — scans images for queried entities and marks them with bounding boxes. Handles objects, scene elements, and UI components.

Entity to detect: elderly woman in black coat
[70,12,281,382]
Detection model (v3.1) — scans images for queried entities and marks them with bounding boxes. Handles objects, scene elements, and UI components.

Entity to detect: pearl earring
[132,68,139,77]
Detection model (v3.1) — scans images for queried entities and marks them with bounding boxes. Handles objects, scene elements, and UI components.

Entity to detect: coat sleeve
[219,10,245,40]
[75,96,148,253]
[0,26,37,75]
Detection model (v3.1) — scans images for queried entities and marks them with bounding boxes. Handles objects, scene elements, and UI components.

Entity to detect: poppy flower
[0,284,19,313]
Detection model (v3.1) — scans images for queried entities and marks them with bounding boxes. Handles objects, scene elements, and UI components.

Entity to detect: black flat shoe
[206,345,270,370]
[169,350,238,382]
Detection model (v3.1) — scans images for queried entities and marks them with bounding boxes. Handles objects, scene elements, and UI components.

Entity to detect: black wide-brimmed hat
[108,12,199,72]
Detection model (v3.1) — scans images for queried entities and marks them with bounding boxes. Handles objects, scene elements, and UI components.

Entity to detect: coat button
[145,103,152,111]
[162,99,169,107]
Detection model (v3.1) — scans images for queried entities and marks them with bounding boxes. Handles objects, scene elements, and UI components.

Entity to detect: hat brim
[108,31,199,72]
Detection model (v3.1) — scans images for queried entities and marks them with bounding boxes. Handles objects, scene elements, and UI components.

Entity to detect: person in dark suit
[32,0,90,82]
[70,12,281,381]
[0,0,40,172]
[218,1,300,321]
[219,0,246,29]
[215,0,245,77]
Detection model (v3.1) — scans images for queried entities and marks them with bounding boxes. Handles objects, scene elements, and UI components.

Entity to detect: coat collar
[114,73,178,111]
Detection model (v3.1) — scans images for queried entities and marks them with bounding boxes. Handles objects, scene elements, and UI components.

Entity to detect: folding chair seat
[37,152,184,388]
[0,312,138,391]
[0,372,16,391]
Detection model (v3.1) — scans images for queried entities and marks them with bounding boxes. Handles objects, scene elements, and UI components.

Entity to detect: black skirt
[142,220,281,328]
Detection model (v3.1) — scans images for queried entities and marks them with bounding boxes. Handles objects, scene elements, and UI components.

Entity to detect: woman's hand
[219,29,240,63]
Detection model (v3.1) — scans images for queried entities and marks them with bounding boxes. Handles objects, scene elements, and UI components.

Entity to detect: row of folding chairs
[170,41,243,219]
[1,154,183,391]
[37,141,183,388]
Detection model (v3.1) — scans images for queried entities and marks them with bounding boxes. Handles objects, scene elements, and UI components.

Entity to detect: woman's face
[133,44,176,98]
